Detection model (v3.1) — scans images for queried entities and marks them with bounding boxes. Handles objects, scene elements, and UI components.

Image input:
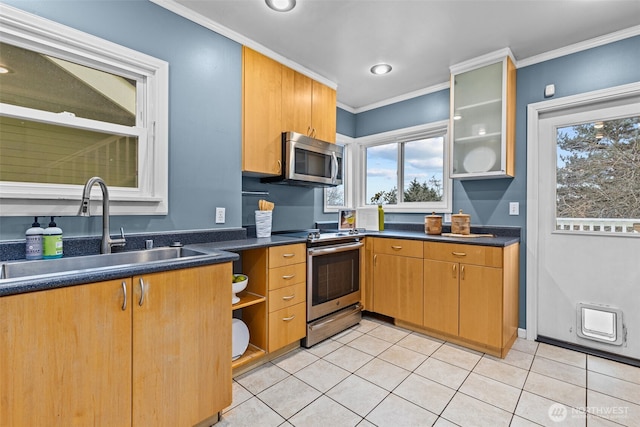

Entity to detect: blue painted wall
[0,0,243,239]
[1,1,639,329]
[336,35,640,328]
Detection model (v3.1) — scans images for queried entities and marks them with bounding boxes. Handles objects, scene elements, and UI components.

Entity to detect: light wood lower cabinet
[372,238,424,325]
[237,243,306,371]
[1,279,132,427]
[0,263,232,427]
[423,241,519,357]
[133,264,232,427]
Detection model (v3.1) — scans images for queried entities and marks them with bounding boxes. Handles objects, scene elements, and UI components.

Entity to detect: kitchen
[0,1,639,426]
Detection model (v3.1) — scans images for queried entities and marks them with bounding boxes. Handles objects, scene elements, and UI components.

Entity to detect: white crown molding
[517,25,640,68]
[449,47,515,75]
[149,0,337,89]
[350,81,451,114]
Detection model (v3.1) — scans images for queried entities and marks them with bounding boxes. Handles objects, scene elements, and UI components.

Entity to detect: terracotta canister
[451,209,471,235]
[425,212,442,235]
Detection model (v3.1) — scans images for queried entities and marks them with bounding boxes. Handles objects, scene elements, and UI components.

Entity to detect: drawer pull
[461,265,465,280]
[282,274,296,280]
[282,294,295,301]
[282,315,296,322]
[452,264,457,279]
[282,253,295,258]
[391,245,403,250]
[138,277,146,306]
[452,251,467,257]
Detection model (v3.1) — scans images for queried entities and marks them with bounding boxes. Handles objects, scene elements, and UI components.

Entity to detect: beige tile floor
[219,316,640,427]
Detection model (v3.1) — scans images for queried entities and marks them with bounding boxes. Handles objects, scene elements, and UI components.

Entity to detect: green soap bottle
[377,204,384,231]
[43,216,63,259]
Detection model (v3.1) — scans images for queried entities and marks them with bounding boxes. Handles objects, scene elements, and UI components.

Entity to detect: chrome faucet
[79,176,126,254]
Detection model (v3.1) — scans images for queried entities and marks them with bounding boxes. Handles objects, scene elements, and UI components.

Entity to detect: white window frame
[323,134,354,212]
[0,4,169,216]
[354,121,452,213]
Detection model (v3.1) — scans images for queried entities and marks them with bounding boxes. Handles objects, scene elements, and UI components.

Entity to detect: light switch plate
[509,202,519,216]
[215,207,225,224]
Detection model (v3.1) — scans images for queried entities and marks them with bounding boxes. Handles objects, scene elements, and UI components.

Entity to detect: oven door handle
[308,241,364,256]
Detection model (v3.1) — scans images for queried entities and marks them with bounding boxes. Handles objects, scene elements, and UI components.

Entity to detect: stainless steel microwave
[261,132,343,187]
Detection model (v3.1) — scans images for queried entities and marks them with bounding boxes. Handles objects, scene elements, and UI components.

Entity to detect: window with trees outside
[556,115,639,234]
[359,121,451,212]
[0,5,168,216]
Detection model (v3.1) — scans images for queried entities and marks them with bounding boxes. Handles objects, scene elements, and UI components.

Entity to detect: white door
[527,85,640,360]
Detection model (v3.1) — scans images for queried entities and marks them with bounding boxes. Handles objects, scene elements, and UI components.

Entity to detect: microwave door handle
[331,152,338,184]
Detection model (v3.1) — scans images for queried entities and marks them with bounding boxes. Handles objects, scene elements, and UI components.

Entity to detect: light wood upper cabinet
[243,47,337,176]
[311,79,337,142]
[1,279,132,427]
[282,68,337,143]
[242,46,282,176]
[132,264,231,427]
[450,49,516,179]
[282,67,312,137]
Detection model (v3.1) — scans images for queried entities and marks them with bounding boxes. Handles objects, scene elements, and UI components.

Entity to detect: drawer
[424,242,502,267]
[268,302,306,351]
[268,262,306,290]
[269,282,306,313]
[374,238,423,258]
[268,244,306,268]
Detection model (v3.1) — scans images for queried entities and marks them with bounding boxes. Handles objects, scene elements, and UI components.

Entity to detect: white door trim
[525,81,640,340]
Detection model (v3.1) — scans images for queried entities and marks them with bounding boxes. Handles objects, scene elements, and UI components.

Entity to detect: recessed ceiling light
[0,65,12,74]
[370,63,392,75]
[265,0,296,12]
[453,113,462,121]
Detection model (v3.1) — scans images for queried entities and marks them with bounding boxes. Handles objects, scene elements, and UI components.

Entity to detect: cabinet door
[242,46,282,175]
[458,264,503,348]
[423,259,459,336]
[373,253,423,325]
[0,280,132,427]
[311,80,337,143]
[132,264,231,427]
[282,67,312,136]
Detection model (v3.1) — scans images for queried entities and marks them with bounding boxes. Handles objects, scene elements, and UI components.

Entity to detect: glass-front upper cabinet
[449,49,516,179]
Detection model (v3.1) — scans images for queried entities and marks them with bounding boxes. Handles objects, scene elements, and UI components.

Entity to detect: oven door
[307,241,362,321]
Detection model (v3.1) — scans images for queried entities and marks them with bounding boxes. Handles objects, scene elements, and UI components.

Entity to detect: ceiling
[163,0,640,111]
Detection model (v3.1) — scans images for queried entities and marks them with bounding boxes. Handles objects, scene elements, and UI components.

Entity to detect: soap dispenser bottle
[26,216,44,260]
[43,216,63,259]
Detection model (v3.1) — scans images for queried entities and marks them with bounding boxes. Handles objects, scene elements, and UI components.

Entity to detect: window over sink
[0,5,168,216]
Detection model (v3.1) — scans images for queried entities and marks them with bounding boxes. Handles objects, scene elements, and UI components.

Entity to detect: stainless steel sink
[0,247,213,279]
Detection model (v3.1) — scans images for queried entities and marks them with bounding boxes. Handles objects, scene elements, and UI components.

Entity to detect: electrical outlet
[215,207,225,224]
[509,202,519,216]
[444,213,452,223]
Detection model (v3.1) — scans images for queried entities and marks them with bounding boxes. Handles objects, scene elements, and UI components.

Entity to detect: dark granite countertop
[0,224,519,297]
[0,249,239,297]
[365,230,519,247]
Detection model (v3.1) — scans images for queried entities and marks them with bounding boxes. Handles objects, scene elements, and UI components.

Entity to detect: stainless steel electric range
[285,229,363,347]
